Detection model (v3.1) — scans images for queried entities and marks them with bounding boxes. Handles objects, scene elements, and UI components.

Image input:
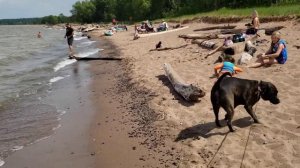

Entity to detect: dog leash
[240,124,253,168]
[239,103,258,168]
[207,131,229,168]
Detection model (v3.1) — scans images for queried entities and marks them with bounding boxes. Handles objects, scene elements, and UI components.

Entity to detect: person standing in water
[64,23,75,58]
[37,31,42,38]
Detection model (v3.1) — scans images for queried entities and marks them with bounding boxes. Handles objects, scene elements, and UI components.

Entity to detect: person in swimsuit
[37,31,42,38]
[246,10,260,35]
[64,23,75,58]
[248,31,288,68]
[214,56,243,78]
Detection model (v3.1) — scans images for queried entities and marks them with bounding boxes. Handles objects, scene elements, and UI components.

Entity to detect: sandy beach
[2,19,300,168]
[89,20,299,167]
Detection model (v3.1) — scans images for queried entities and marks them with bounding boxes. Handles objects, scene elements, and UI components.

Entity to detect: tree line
[71,0,300,23]
[0,0,298,25]
[0,14,70,25]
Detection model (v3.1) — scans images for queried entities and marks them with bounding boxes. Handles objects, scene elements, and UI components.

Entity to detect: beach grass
[164,4,300,21]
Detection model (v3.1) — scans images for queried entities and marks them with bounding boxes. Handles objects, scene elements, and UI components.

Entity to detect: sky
[0,0,80,19]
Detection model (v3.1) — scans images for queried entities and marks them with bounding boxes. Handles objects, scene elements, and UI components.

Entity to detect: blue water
[0,25,100,164]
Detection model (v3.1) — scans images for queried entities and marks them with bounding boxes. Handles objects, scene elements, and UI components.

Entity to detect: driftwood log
[263,26,285,35]
[149,44,188,52]
[192,40,220,50]
[293,45,300,49]
[179,34,227,40]
[205,41,247,58]
[220,29,243,34]
[194,25,236,31]
[163,63,205,101]
[74,57,122,61]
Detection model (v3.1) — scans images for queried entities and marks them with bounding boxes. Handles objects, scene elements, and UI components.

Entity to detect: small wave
[53,49,100,72]
[52,124,61,131]
[49,76,64,83]
[0,159,4,167]
[74,36,87,41]
[31,136,50,144]
[53,59,77,72]
[77,41,96,47]
[76,48,100,58]
[11,145,24,152]
[58,110,66,115]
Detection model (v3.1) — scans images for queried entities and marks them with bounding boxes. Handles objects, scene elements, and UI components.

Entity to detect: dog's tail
[212,72,232,91]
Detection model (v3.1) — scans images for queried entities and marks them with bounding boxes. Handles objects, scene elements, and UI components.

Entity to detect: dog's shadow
[156,75,198,107]
[175,116,253,141]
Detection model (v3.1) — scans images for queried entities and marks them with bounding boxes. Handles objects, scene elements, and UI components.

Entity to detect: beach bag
[232,34,245,43]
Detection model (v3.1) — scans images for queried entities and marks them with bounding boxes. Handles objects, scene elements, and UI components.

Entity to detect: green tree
[71,0,96,23]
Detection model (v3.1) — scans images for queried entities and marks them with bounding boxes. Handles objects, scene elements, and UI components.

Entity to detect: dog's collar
[258,81,262,92]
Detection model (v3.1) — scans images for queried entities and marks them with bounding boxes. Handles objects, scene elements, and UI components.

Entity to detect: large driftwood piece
[179,34,227,40]
[163,63,205,101]
[194,25,236,31]
[192,40,220,50]
[149,44,188,52]
[205,41,247,58]
[74,57,122,61]
[263,26,285,35]
[220,29,243,34]
[293,45,300,49]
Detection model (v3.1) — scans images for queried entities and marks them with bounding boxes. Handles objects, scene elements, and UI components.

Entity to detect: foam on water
[49,76,64,83]
[0,159,4,167]
[53,48,100,72]
[53,59,77,72]
[11,146,24,152]
[77,41,96,47]
[52,124,62,131]
[74,36,87,41]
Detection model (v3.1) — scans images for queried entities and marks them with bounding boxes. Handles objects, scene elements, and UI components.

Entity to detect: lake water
[0,25,100,166]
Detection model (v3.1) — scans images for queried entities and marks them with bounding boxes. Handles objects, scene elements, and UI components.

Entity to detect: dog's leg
[224,106,235,132]
[213,104,221,127]
[244,105,260,123]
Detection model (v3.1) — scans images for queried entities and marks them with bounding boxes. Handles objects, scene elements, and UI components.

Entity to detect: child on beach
[248,31,287,68]
[214,56,243,78]
[246,10,260,35]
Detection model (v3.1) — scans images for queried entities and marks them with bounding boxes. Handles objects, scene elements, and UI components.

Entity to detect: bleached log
[163,63,205,101]
[179,34,226,40]
[191,40,220,50]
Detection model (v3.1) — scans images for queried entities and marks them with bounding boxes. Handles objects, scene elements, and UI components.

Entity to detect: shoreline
[88,34,181,167]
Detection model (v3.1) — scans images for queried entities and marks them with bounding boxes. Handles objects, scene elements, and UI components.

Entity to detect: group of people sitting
[214,10,288,78]
[135,20,169,34]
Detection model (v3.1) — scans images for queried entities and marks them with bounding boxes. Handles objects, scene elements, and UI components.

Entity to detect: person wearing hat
[64,23,75,58]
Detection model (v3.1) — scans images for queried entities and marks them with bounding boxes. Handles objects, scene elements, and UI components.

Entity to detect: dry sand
[90,20,300,168]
